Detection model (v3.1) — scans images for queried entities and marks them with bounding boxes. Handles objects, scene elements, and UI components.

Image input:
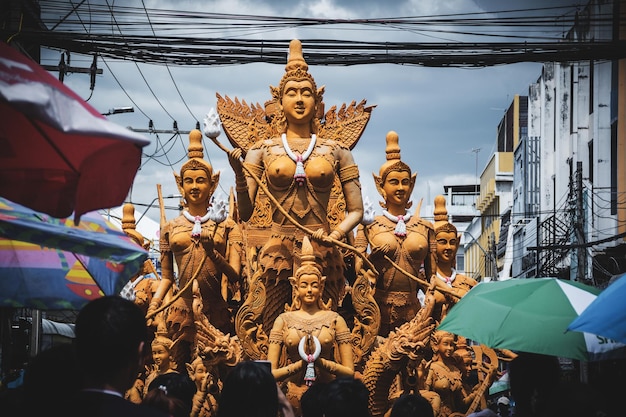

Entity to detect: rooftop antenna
[471,147,481,203]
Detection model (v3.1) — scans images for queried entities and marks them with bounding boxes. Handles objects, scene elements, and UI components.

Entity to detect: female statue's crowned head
[175,129,220,208]
[431,330,456,361]
[269,39,325,136]
[287,235,331,312]
[373,131,416,212]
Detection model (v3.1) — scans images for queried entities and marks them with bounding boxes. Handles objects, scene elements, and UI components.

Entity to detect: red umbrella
[0,42,150,222]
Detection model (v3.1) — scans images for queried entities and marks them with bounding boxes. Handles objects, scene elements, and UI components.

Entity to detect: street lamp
[136,194,182,224]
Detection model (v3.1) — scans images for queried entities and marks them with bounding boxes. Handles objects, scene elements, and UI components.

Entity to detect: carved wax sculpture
[355,131,436,337]
[130,39,500,417]
[143,335,179,396]
[424,331,465,417]
[430,195,477,324]
[267,236,354,414]
[222,39,375,359]
[147,129,244,370]
[120,203,161,310]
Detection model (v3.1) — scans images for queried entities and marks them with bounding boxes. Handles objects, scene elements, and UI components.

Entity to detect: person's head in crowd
[496,396,510,417]
[390,392,434,417]
[300,382,327,417]
[22,344,80,417]
[319,377,371,417]
[217,360,279,417]
[508,352,559,417]
[74,295,150,394]
[143,372,196,417]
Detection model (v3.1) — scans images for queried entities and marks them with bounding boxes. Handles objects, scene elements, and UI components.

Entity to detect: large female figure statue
[147,130,244,369]
[227,40,367,332]
[429,195,477,324]
[267,236,354,414]
[355,131,436,337]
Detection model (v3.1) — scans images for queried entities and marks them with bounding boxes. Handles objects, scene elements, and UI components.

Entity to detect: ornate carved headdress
[268,40,325,135]
[373,131,417,209]
[433,194,458,236]
[175,129,220,205]
[430,329,456,351]
[287,236,331,311]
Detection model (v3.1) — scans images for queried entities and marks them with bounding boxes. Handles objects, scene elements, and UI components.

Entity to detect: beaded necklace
[436,269,457,286]
[182,209,211,238]
[382,210,412,237]
[281,133,317,186]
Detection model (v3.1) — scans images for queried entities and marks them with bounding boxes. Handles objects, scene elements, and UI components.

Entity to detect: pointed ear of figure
[207,171,220,200]
[288,275,297,288]
[174,172,185,200]
[372,172,386,208]
[409,172,417,193]
[185,362,195,379]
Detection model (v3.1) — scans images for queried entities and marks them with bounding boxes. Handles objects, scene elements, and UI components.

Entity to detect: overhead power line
[19,33,626,67]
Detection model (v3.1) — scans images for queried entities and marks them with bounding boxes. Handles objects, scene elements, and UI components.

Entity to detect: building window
[456,254,465,272]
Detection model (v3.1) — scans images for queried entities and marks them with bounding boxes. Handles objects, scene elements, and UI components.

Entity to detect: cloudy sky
[38,0,583,225]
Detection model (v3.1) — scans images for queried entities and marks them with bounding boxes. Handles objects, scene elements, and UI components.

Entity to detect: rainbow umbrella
[0,197,147,310]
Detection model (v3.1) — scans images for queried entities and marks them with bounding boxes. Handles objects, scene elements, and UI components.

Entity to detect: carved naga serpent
[361,306,435,417]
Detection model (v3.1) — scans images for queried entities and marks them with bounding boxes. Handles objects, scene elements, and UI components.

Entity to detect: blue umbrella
[568,273,626,344]
[0,197,147,310]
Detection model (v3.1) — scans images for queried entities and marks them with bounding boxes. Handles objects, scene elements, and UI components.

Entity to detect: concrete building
[465,96,526,281]
[511,0,626,286]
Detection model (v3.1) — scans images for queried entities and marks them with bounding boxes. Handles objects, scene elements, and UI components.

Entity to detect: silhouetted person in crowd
[300,382,328,417]
[217,360,294,417]
[319,377,370,417]
[390,392,434,417]
[67,296,168,417]
[508,352,559,417]
[143,372,196,417]
[496,396,510,417]
[21,344,80,417]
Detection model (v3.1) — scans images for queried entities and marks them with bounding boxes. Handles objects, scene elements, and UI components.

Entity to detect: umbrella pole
[30,310,42,358]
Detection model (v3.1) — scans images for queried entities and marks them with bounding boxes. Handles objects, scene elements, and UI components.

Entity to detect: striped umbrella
[438,278,626,361]
[0,197,147,310]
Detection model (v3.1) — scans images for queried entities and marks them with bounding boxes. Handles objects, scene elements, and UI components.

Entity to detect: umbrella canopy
[488,372,510,396]
[438,278,626,361]
[0,41,150,222]
[568,273,626,344]
[0,197,147,310]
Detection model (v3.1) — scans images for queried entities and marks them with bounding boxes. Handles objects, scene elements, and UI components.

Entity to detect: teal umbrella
[438,278,626,361]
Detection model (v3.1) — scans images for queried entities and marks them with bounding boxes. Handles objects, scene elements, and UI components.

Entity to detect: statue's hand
[146,299,161,325]
[228,148,244,172]
[200,228,215,253]
[310,228,327,242]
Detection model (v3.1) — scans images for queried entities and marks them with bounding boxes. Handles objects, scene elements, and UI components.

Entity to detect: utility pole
[575,161,587,282]
[491,231,498,280]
